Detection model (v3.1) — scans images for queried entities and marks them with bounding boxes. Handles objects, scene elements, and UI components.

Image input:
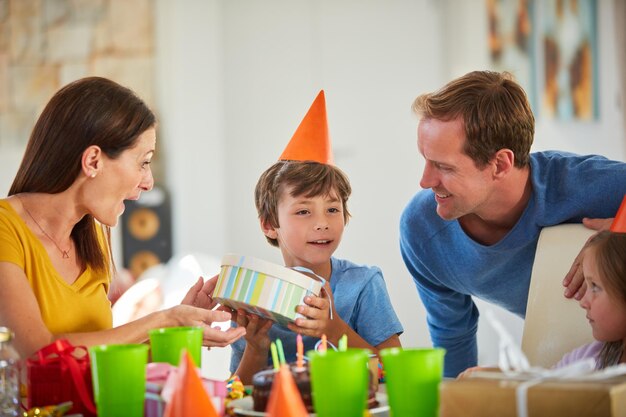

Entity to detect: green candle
[270,342,279,370]
[338,334,348,351]
[276,338,286,365]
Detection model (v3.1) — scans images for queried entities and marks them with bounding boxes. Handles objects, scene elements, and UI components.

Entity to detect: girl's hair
[585,231,626,368]
[254,161,351,247]
[9,77,156,274]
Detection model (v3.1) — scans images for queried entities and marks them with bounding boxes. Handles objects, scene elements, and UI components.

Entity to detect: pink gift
[145,362,227,417]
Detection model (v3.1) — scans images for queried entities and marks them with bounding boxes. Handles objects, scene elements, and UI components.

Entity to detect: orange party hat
[279,90,334,164]
[610,195,626,233]
[265,365,309,417]
[164,351,219,417]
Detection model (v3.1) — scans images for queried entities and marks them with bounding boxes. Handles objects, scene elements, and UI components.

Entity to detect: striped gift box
[213,254,324,326]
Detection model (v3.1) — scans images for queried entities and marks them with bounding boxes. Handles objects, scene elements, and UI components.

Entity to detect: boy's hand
[287,283,346,339]
[234,309,273,354]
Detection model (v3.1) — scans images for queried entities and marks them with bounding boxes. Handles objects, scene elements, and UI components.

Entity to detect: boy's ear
[260,219,278,239]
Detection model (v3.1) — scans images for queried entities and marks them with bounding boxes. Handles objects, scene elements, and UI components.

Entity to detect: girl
[555,230,626,369]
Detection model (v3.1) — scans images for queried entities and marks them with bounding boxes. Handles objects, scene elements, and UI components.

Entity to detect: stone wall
[0,0,155,151]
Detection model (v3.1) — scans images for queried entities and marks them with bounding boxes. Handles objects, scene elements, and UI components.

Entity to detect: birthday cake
[251,362,379,412]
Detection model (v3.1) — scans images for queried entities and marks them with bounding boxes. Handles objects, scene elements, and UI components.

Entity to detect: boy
[230,91,403,383]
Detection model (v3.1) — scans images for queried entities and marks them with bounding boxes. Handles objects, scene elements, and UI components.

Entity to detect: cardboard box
[213,254,324,326]
[440,372,626,417]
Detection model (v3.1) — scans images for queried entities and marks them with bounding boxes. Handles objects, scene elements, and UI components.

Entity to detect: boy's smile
[263,187,345,278]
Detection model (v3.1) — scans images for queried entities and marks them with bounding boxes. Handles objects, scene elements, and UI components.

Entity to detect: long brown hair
[412,70,534,169]
[9,77,156,273]
[585,231,626,368]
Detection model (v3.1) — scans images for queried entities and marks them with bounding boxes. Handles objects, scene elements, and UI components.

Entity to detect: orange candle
[321,334,327,352]
[297,334,304,368]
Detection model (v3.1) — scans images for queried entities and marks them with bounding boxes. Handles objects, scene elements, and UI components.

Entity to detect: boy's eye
[296,209,309,215]
[328,207,340,213]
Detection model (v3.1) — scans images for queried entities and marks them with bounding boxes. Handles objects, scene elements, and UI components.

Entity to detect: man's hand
[562,217,613,299]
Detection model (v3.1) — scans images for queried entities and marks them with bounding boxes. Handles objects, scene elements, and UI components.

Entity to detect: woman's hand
[181,275,219,309]
[166,304,246,347]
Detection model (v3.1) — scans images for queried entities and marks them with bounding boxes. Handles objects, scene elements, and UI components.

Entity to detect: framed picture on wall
[539,0,598,120]
[487,0,537,112]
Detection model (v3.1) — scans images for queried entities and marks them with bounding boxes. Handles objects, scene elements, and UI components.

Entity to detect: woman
[0,77,245,358]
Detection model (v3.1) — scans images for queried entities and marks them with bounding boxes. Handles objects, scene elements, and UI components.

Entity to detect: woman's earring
[90,173,96,178]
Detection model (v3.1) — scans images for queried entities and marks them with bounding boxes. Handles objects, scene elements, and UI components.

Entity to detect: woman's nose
[140,169,154,191]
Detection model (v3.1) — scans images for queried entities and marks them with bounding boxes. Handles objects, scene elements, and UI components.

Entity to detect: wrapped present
[213,254,324,326]
[145,362,226,417]
[27,340,97,417]
[440,362,626,417]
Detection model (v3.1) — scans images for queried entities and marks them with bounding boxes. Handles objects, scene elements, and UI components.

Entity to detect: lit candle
[276,338,286,365]
[321,334,327,352]
[270,342,279,371]
[297,334,304,368]
[338,334,348,352]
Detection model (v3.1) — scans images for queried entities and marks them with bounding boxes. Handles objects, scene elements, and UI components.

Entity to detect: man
[400,70,626,377]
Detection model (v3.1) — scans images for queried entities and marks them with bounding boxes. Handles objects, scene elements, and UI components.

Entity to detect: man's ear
[82,145,103,178]
[260,219,278,239]
[492,148,515,178]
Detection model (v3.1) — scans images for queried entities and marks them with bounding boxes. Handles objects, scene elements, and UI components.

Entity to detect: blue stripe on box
[224,255,246,297]
[270,279,283,311]
[223,266,238,296]
[244,271,259,303]
[241,268,253,300]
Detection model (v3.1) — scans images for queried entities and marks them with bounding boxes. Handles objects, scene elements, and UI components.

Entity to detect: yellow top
[0,200,112,334]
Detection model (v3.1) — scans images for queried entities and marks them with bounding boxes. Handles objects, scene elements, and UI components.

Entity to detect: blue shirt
[230,257,404,372]
[399,151,626,377]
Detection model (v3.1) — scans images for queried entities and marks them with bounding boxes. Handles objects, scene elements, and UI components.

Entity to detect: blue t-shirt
[230,257,404,372]
[399,151,626,378]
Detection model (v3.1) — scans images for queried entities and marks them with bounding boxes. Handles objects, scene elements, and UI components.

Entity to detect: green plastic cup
[148,326,202,366]
[89,344,149,417]
[380,347,446,417]
[308,348,370,417]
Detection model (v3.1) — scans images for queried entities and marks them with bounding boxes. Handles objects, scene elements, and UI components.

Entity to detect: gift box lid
[213,254,324,326]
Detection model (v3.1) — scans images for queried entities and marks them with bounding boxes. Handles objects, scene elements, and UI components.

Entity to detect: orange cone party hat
[265,365,309,417]
[610,195,626,233]
[164,351,219,417]
[279,90,334,164]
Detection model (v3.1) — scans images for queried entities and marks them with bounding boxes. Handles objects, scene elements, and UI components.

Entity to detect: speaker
[121,185,173,279]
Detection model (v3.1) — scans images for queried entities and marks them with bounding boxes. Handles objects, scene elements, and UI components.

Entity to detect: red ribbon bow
[33,340,97,413]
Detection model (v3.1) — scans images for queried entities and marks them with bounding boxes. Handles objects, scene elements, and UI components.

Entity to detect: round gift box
[213,254,324,326]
